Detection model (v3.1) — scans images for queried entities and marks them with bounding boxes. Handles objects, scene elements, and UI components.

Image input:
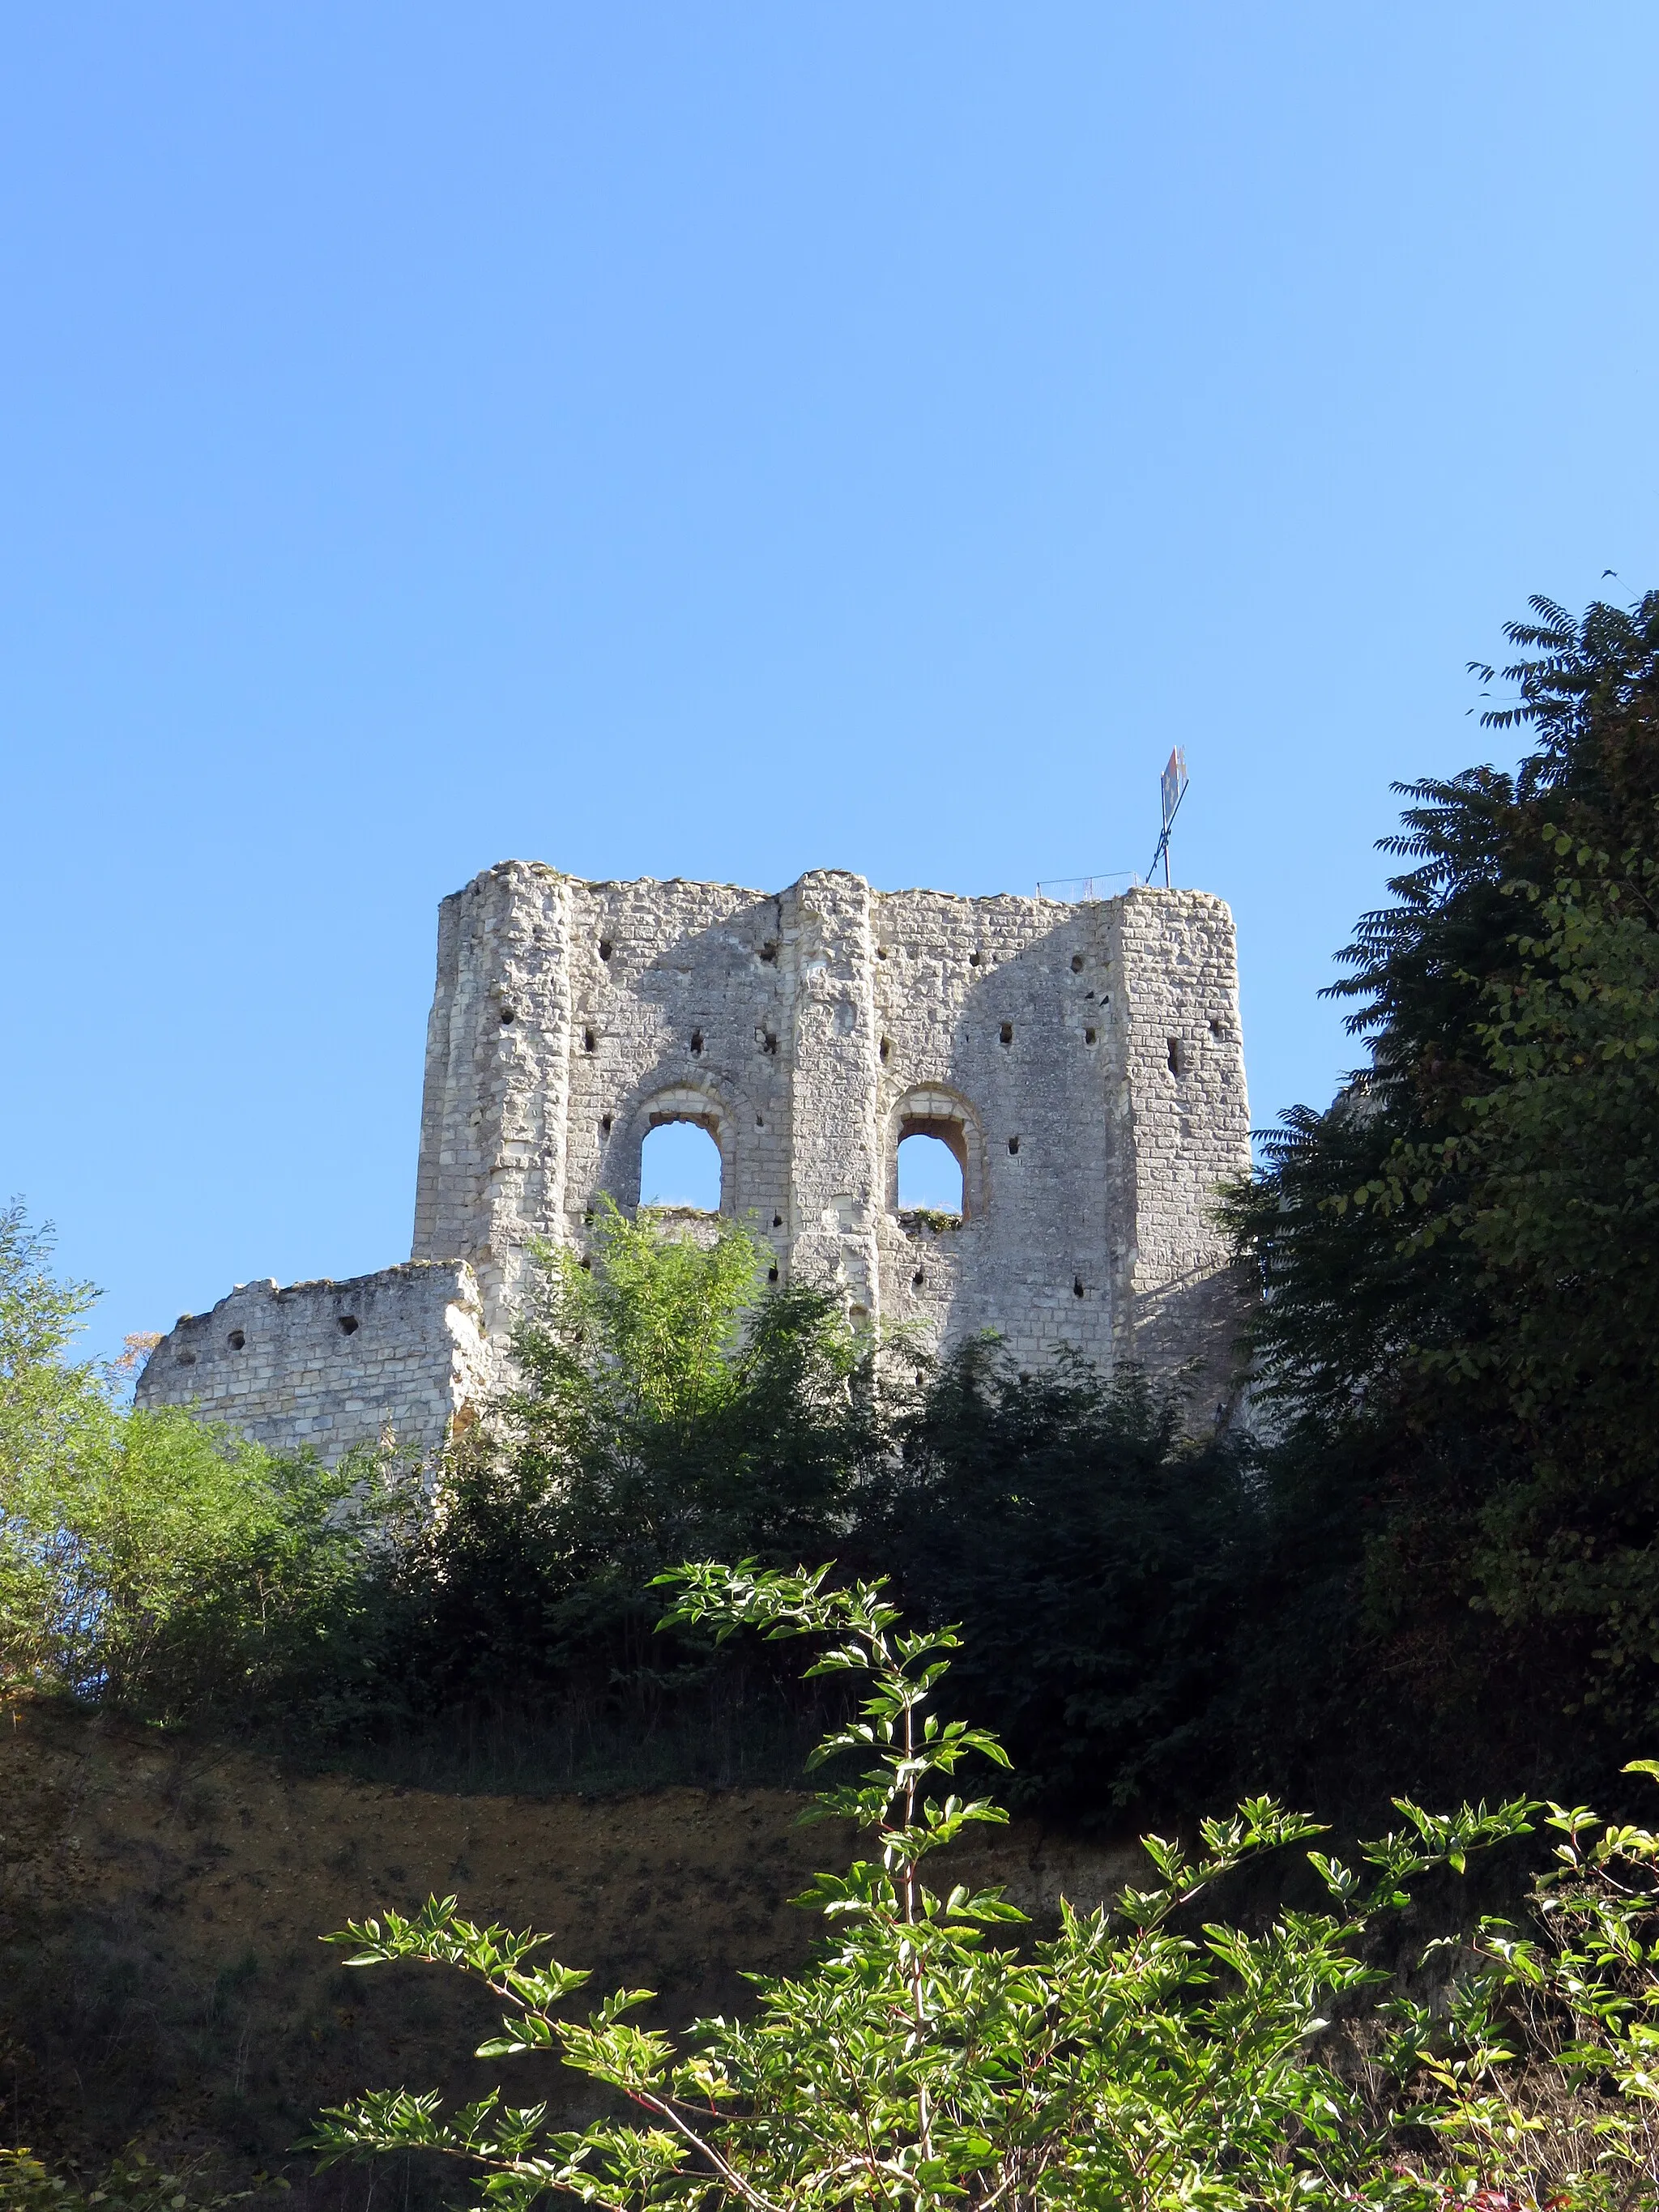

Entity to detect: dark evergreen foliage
[872,1340,1259,1817]
[1220,590,1659,1801]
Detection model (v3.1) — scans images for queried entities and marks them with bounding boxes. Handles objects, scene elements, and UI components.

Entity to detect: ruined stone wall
[139,863,1252,1457]
[409,863,1249,1373]
[868,886,1117,1367]
[412,867,800,1332]
[134,1261,497,1461]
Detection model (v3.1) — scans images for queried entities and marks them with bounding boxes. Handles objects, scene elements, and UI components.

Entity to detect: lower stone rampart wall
[134,1261,497,1463]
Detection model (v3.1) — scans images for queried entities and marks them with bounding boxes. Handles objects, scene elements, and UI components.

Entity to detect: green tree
[510,1199,872,1578]
[1411,808,1659,1728]
[1221,589,1659,1784]
[0,1200,376,1720]
[363,1201,879,1719]
[0,1202,114,1686]
[1225,594,1659,1425]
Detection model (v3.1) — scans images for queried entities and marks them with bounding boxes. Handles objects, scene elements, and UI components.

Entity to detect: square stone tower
[413,863,1249,1370]
[138,863,1251,1458]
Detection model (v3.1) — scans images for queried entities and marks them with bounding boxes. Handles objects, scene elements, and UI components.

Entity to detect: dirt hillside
[0,1698,1139,2204]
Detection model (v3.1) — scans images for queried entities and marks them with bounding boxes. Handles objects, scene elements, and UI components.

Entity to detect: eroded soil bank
[0,1698,1138,2205]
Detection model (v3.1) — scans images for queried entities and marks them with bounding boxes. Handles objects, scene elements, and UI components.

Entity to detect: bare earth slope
[0,1698,1137,2205]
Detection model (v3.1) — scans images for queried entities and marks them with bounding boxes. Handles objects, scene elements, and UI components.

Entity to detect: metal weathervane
[1148,747,1188,887]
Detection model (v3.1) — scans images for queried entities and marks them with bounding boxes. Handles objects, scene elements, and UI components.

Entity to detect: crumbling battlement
[139,864,1251,1460]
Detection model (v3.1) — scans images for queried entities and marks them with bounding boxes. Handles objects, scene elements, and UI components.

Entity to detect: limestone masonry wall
[135,1262,498,1460]
[139,864,1251,1459]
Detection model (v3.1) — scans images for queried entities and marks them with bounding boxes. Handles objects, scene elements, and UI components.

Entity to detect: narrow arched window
[889,1089,983,1221]
[897,1132,964,1217]
[639,1119,723,1212]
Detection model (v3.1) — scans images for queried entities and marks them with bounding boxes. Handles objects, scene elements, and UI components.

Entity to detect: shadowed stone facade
[139,863,1251,1460]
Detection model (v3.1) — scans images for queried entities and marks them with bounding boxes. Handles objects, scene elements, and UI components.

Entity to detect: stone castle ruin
[137,862,1252,1458]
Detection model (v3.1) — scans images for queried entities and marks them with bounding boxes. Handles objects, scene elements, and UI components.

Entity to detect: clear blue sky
[4,4,1656,1357]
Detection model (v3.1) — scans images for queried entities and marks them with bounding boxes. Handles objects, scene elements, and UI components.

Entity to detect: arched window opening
[889,1088,983,1221]
[640,1119,723,1213]
[897,1132,964,1217]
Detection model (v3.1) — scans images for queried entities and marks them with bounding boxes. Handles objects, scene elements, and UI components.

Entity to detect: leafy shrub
[348,1200,880,1735]
[309,1562,1659,2212]
[0,2147,249,2210]
[875,1338,1260,1815]
[333,1207,1259,1807]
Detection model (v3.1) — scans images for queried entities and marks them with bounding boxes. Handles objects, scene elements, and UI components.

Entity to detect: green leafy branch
[304,1562,1552,2211]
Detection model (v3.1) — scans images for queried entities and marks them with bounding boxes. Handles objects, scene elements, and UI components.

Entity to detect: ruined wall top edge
[161,1258,482,1332]
[444,859,1233,922]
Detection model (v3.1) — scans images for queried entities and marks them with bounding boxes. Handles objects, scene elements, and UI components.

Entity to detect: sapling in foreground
[307,1563,1659,2210]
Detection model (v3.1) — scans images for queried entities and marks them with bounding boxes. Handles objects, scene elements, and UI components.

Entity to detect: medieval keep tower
[137,863,1252,1458]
